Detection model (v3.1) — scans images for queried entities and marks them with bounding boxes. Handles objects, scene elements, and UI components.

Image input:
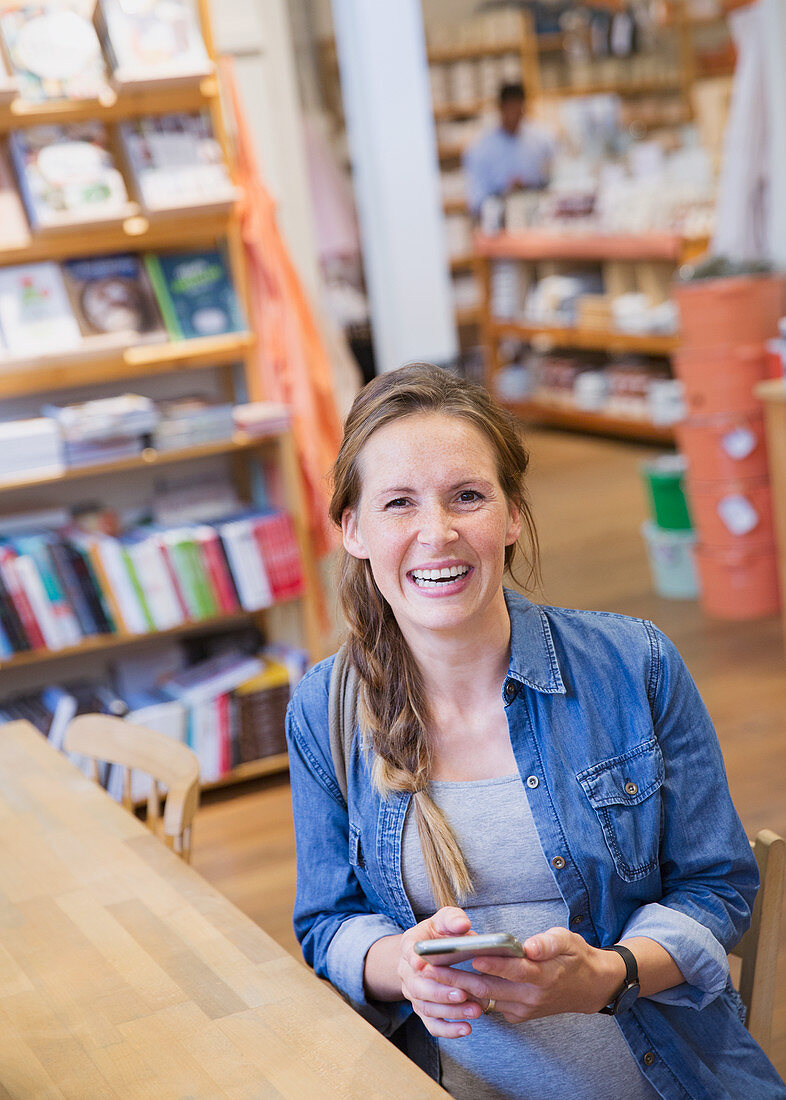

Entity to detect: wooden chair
[64,714,200,862]
[729,829,785,1055]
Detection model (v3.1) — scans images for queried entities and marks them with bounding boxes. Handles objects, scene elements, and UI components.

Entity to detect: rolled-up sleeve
[621,901,730,1009]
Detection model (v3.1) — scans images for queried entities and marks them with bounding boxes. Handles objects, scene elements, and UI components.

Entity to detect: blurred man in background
[463,82,554,216]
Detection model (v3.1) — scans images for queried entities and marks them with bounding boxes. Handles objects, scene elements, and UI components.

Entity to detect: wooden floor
[192,427,786,1080]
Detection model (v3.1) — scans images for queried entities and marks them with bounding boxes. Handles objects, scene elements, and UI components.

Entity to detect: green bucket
[640,455,693,531]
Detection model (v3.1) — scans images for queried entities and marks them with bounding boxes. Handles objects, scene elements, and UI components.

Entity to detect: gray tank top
[401,774,659,1100]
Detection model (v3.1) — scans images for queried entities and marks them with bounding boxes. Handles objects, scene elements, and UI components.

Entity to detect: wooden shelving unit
[0,332,256,398]
[475,230,701,444]
[0,430,282,496]
[0,0,321,791]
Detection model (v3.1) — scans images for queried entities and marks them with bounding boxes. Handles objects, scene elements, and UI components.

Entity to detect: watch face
[615,981,640,1014]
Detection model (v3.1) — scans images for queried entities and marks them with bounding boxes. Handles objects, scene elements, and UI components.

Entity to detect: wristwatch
[598,944,640,1015]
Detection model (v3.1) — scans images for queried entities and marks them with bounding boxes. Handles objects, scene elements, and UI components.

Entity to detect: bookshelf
[475,230,707,444]
[0,0,323,791]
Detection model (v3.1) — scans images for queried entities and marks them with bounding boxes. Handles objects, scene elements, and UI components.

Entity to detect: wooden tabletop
[0,721,443,1098]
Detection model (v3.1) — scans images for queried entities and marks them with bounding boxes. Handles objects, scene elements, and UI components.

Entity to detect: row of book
[0,395,290,482]
[0,0,212,105]
[0,247,244,359]
[0,508,305,659]
[0,112,236,240]
[0,642,309,785]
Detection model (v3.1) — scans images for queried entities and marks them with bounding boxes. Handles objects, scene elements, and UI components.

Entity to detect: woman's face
[342,413,521,645]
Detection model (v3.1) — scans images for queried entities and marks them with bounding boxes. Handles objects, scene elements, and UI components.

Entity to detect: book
[161,528,217,620]
[153,395,234,450]
[144,249,245,340]
[97,0,212,88]
[0,545,46,648]
[9,121,132,230]
[120,529,184,632]
[252,512,304,602]
[0,4,110,103]
[215,516,272,611]
[62,253,166,342]
[0,417,64,482]
[193,525,239,615]
[0,262,81,357]
[0,142,30,249]
[0,567,30,651]
[42,393,159,443]
[119,112,237,214]
[11,533,82,647]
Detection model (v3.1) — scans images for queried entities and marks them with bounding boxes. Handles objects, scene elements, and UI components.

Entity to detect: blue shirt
[286,590,786,1098]
[463,125,553,214]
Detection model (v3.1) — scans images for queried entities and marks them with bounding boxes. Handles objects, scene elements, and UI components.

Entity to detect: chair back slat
[64,714,200,862]
[730,829,785,1055]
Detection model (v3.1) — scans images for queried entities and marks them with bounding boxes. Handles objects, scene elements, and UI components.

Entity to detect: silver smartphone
[413,932,525,966]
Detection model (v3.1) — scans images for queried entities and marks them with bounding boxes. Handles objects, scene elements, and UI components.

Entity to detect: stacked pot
[672,273,786,619]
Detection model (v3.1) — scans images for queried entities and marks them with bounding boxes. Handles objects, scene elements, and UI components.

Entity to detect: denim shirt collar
[504,588,566,695]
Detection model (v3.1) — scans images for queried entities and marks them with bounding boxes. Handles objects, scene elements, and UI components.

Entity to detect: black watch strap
[598,944,640,1015]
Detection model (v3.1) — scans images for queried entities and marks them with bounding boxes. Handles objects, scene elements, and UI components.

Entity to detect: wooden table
[0,721,443,1098]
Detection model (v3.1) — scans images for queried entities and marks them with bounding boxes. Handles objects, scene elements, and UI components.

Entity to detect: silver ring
[483,997,496,1015]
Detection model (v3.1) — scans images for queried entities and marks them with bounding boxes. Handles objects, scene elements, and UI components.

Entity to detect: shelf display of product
[96,0,212,88]
[144,248,245,339]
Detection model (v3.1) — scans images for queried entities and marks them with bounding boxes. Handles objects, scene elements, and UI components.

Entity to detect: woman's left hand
[421,927,626,1023]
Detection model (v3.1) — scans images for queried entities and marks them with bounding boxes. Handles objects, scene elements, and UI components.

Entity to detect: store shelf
[490,320,678,356]
[428,41,522,64]
[545,77,684,98]
[474,230,702,263]
[0,332,255,399]
[501,398,675,443]
[202,753,289,790]
[0,77,218,133]
[0,431,281,497]
[0,610,258,673]
[0,208,232,267]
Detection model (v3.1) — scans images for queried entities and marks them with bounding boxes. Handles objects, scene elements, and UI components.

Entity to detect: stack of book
[0,249,243,360]
[153,396,234,451]
[233,402,291,437]
[0,506,305,658]
[42,394,159,467]
[0,417,64,484]
[119,113,237,214]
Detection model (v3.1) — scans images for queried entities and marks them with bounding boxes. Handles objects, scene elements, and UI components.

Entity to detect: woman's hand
[398,907,485,1038]
[419,927,626,1024]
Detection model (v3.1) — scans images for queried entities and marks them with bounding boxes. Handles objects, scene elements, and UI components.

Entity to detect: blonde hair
[329,363,539,907]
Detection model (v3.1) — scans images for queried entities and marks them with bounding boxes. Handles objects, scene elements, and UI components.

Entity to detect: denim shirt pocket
[576,738,665,882]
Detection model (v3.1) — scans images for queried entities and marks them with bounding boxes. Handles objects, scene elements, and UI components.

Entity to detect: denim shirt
[286,590,786,1099]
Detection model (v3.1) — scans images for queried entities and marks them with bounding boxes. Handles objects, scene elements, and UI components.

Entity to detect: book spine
[7,131,39,229]
[97,538,149,634]
[216,691,231,776]
[48,540,100,637]
[275,512,305,598]
[154,534,190,621]
[120,546,155,631]
[164,538,201,620]
[0,548,46,648]
[16,538,82,646]
[128,538,183,631]
[12,555,64,650]
[62,540,114,634]
[143,252,183,339]
[85,540,128,633]
[0,568,30,650]
[195,529,236,613]
[182,538,218,619]
[217,522,271,610]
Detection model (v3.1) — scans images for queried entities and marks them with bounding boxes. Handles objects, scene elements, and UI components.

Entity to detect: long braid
[338,555,474,907]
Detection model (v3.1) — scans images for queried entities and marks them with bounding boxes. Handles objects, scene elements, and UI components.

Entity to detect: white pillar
[761,0,786,266]
[330,0,458,374]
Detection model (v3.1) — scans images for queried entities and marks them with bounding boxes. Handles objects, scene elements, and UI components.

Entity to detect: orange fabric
[221,58,342,558]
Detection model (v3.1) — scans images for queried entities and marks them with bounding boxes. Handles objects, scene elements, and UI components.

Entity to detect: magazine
[144,249,245,340]
[98,0,212,87]
[0,4,109,103]
[62,253,166,341]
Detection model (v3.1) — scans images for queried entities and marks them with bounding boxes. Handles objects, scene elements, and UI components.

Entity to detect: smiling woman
[285,363,786,1099]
